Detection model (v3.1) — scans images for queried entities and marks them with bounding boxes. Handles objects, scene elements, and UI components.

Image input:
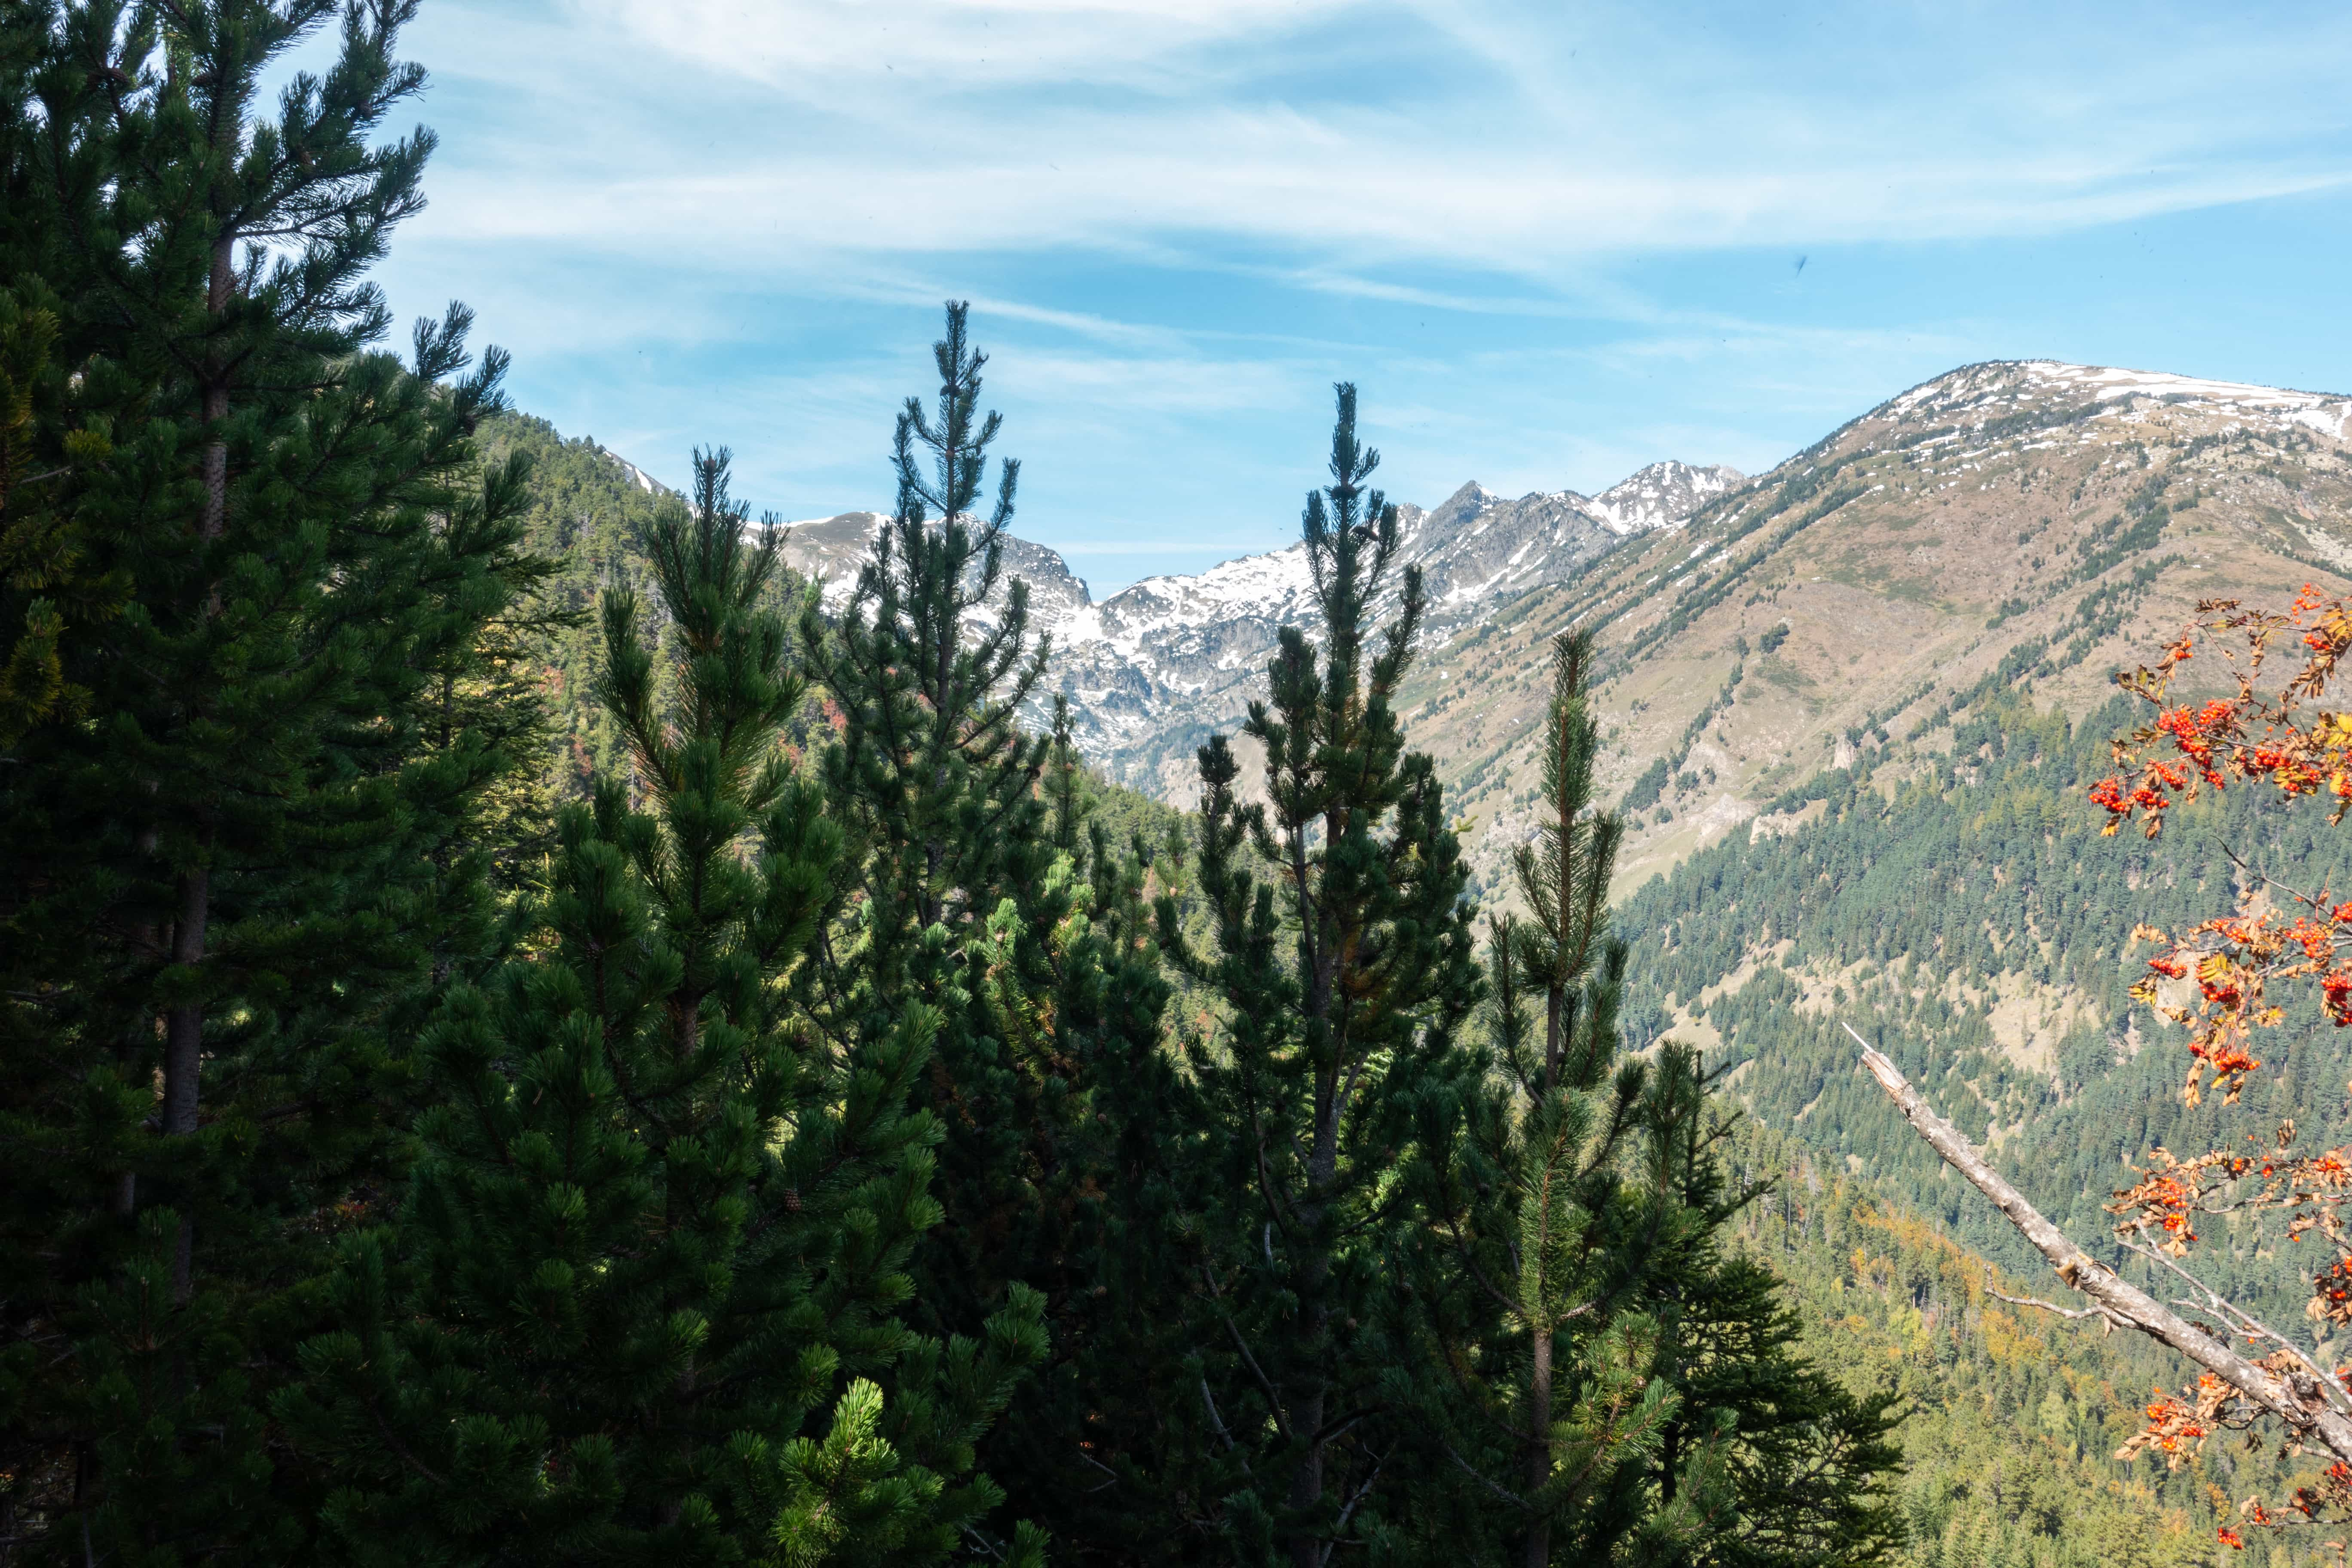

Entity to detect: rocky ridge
[768,462,1743,791]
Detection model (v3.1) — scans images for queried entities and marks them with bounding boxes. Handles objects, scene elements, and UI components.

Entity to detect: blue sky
[368,0,2352,593]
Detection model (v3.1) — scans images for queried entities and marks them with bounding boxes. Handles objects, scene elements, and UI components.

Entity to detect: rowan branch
[2117,1230,2352,1423]
[1845,1020,2352,1464]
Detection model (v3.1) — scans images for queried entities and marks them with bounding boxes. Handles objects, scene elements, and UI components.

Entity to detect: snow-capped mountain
[525,356,2352,895]
[1053,463,1739,787]
[767,461,1740,794]
[1586,460,1748,534]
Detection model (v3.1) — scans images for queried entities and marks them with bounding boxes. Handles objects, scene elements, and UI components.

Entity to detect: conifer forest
[11,6,2352,1568]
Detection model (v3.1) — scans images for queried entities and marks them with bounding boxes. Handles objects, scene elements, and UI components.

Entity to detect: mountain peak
[1422,480,1526,533]
[1879,359,2352,440]
[772,510,1094,628]
[1587,460,1746,536]
[1423,463,1743,542]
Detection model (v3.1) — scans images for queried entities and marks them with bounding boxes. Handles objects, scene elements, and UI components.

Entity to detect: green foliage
[0,21,1926,1560]
[284,452,1044,1567]
[1156,384,1483,1566]
[1400,631,1901,1567]
[0,4,548,1558]
[1624,755,1673,812]
[1623,690,2352,1304]
[1723,1119,2236,1568]
[791,303,1179,1559]
[468,410,787,798]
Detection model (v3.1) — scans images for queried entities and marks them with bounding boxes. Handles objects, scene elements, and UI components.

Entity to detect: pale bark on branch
[1844,1021,2352,1465]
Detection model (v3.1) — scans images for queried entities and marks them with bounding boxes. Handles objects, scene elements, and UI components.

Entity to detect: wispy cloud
[379,0,2352,586]
[410,0,2352,276]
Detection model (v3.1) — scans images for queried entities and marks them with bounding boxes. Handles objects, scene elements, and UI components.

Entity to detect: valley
[488,356,2352,1565]
[18,11,2343,1565]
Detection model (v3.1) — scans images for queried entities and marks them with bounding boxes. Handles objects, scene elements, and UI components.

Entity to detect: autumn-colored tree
[1863,582,2352,1559]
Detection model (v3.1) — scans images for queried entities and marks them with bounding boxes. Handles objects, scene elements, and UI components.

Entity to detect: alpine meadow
[12,5,2352,1568]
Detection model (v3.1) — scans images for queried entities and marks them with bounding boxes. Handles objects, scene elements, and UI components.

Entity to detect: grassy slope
[1391,364,2352,906]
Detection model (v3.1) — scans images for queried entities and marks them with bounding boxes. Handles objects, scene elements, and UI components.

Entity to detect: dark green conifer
[797,303,1178,1557]
[1398,631,1902,1566]
[0,3,547,1556]
[1157,383,1482,1567]
[285,450,1046,1567]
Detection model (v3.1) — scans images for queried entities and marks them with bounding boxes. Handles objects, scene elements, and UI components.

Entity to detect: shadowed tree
[282,449,1049,1568]
[797,301,1179,1562]
[1397,630,1902,1567]
[1158,382,1482,1568]
[0,3,551,1558]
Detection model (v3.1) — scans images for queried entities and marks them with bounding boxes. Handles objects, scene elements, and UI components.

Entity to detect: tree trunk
[163,224,234,1302]
[161,865,207,1302]
[1523,1327,1553,1568]
[1543,989,1561,1094]
[202,230,230,540]
[113,823,159,1220]
[1285,1051,1342,1568]
[1287,1383,1326,1568]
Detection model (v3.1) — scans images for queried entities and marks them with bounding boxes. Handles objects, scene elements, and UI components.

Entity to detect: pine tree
[283,450,1047,1567]
[1397,631,1901,1567]
[797,306,1065,1328]
[0,3,546,1556]
[803,299,1051,977]
[1158,383,1481,1567]
[796,303,1181,1558]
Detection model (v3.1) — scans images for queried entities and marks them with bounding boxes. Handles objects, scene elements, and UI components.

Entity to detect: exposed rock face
[1044,463,1741,791]
[774,511,1093,636]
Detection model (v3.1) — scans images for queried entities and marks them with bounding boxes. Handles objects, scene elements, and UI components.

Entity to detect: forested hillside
[1625,687,2350,1310]
[1724,1114,2256,1568]
[1603,667,2352,1566]
[13,11,2349,1564]
[469,412,698,789]
[475,402,2352,1566]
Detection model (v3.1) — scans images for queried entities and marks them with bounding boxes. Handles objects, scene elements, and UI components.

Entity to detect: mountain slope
[1383,359,2352,896]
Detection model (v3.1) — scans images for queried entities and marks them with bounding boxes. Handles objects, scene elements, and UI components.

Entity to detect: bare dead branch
[1200,1376,1251,1474]
[1845,1020,2352,1464]
[2117,1231,2352,1423]
[1319,1452,1387,1568]
[1987,1286,2124,1326]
